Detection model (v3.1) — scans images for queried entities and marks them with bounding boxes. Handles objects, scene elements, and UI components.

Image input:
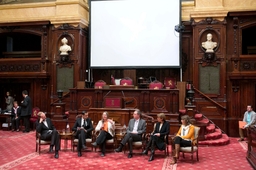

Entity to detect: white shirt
[81,118,87,127]
[132,120,139,133]
[43,120,49,128]
[159,123,163,132]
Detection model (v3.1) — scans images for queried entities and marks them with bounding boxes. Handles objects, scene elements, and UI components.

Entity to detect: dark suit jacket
[153,121,170,139]
[36,118,56,140]
[72,117,94,138]
[152,121,170,150]
[11,106,21,118]
[20,96,32,117]
[127,118,146,135]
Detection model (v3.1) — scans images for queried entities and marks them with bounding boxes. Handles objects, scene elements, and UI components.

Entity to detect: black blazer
[153,121,170,140]
[20,96,32,117]
[72,117,94,138]
[36,118,56,140]
[11,106,21,118]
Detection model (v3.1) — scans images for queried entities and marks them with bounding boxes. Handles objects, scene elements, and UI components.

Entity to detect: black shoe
[114,145,123,152]
[82,145,87,150]
[128,153,133,158]
[78,151,82,157]
[54,152,59,159]
[101,153,105,157]
[142,149,148,155]
[148,154,154,162]
[91,142,97,147]
[49,146,54,153]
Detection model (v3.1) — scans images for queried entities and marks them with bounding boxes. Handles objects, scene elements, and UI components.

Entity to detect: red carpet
[0,131,253,170]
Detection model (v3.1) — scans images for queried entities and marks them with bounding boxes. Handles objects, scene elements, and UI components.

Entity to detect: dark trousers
[41,129,60,151]
[121,133,142,153]
[22,115,30,132]
[174,136,191,147]
[146,135,157,150]
[11,117,21,130]
[96,130,112,154]
[76,130,88,151]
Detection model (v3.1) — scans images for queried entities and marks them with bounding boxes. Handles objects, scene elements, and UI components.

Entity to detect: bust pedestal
[185,105,196,118]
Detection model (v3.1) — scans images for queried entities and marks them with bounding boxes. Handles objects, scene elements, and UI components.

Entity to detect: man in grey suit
[115,109,146,158]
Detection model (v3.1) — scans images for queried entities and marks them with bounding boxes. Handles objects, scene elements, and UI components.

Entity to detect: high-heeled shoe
[170,157,177,165]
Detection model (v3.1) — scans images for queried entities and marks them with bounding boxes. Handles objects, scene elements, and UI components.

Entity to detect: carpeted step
[196,117,209,124]
[194,113,203,120]
[206,123,216,133]
[204,128,222,140]
[199,134,230,146]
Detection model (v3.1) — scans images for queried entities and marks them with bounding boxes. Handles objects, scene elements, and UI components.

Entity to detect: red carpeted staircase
[194,113,230,146]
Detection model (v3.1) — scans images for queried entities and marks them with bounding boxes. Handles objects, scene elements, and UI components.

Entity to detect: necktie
[84,119,87,127]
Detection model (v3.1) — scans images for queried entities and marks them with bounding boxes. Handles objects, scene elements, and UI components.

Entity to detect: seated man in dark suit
[72,111,94,157]
[36,112,60,159]
[115,109,146,158]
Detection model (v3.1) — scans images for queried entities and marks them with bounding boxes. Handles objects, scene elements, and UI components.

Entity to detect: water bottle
[66,123,70,133]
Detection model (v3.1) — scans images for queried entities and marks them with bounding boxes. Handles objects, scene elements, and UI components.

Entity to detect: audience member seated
[238,105,256,141]
[164,77,176,89]
[170,115,195,164]
[94,80,106,89]
[142,113,170,161]
[115,109,146,158]
[149,80,163,89]
[36,112,60,159]
[120,77,133,85]
[11,101,21,132]
[72,111,94,157]
[91,111,115,157]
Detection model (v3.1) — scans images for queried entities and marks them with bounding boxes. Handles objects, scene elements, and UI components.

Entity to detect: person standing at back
[4,91,14,112]
[20,90,32,133]
[238,105,256,141]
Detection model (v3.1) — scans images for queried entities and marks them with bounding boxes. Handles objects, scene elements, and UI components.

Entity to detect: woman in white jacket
[91,111,115,156]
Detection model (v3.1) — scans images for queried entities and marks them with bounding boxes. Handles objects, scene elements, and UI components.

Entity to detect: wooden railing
[193,87,226,110]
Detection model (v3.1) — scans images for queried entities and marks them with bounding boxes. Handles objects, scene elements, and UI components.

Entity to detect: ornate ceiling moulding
[192,17,227,26]
[190,11,228,23]
[51,18,88,29]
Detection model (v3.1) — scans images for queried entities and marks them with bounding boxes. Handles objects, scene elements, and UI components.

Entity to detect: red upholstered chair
[149,80,163,89]
[120,77,133,85]
[94,80,106,89]
[30,107,40,130]
[164,77,176,89]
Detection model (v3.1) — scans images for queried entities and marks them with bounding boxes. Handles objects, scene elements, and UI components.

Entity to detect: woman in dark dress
[142,113,170,161]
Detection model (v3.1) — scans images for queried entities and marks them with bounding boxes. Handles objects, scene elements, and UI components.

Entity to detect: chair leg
[197,151,199,161]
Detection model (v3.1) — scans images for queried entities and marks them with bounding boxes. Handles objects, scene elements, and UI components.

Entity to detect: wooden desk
[69,88,179,114]
[0,113,12,130]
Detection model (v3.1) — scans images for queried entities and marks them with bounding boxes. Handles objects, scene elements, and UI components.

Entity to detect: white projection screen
[89,0,181,68]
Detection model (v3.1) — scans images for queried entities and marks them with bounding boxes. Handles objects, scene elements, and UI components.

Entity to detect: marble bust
[59,37,71,55]
[202,33,217,53]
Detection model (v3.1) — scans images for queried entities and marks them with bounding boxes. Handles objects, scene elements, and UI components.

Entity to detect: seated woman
[170,115,195,164]
[11,101,21,132]
[91,111,115,157]
[142,113,170,161]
